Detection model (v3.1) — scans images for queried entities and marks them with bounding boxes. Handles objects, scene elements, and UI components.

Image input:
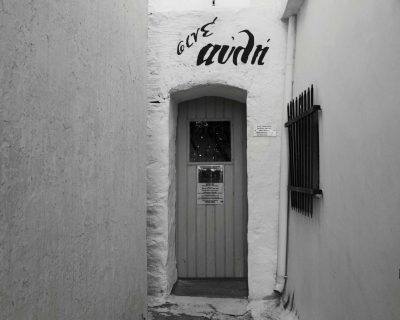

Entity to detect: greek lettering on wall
[177,17,271,66]
[177,17,218,55]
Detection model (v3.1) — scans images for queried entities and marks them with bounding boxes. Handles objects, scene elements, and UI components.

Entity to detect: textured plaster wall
[0,1,147,319]
[285,0,400,319]
[149,0,250,13]
[147,0,287,299]
[149,0,282,13]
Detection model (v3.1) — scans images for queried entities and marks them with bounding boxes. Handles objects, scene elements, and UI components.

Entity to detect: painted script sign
[177,17,271,66]
[197,30,270,66]
[177,17,218,55]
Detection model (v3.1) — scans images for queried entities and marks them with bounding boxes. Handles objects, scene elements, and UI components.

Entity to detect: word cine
[197,30,270,66]
[177,17,218,55]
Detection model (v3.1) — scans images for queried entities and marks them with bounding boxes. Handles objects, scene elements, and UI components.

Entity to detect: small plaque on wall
[197,165,224,205]
[254,124,278,137]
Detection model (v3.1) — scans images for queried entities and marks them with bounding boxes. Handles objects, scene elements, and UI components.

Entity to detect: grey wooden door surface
[176,96,247,278]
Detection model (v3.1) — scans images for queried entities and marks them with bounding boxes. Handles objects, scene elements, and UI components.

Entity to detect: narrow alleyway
[148,295,295,320]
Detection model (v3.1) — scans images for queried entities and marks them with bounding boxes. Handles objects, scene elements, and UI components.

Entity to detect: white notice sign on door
[197,165,224,205]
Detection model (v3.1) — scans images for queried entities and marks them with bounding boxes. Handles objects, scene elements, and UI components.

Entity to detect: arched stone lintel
[170,83,248,104]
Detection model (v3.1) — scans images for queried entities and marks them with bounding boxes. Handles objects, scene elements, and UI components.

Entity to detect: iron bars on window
[285,85,322,216]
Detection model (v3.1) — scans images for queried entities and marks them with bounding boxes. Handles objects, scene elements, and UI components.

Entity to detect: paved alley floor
[148,295,297,320]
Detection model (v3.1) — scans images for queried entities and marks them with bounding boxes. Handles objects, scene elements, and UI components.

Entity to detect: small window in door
[190,121,231,162]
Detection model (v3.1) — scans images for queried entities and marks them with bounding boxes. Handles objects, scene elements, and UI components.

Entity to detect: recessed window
[190,121,231,162]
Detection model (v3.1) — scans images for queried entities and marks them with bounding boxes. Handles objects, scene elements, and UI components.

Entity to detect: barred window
[285,85,322,216]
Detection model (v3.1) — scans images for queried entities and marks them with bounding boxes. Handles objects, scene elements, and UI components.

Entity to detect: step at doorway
[171,278,248,298]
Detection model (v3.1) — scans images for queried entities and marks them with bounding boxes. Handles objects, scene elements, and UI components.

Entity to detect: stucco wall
[149,0,285,13]
[147,0,287,299]
[285,0,400,319]
[0,1,147,319]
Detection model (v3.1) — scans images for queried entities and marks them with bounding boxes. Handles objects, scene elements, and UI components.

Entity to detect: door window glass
[190,121,231,162]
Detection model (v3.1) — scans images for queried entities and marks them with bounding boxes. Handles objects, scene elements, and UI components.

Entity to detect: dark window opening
[285,85,322,216]
[190,121,231,162]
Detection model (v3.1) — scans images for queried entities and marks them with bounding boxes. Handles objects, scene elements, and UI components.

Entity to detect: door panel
[176,96,247,278]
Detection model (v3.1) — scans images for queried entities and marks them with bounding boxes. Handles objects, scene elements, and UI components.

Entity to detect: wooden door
[176,96,247,278]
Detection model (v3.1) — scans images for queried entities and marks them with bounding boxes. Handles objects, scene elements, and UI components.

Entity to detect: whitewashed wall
[147,0,287,299]
[285,0,400,319]
[0,1,147,319]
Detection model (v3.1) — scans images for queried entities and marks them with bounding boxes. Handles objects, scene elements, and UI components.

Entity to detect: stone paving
[149,301,253,319]
[148,295,297,320]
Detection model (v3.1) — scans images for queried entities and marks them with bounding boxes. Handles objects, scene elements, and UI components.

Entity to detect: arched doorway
[175,96,248,285]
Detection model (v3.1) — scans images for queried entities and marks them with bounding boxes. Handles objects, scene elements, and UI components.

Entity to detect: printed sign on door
[197,165,224,205]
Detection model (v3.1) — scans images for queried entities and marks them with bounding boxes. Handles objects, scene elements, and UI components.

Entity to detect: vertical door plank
[225,98,235,277]
[207,96,216,277]
[242,105,248,277]
[195,97,203,118]
[195,98,207,277]
[206,204,216,277]
[196,203,207,277]
[206,96,216,118]
[187,156,197,277]
[177,103,188,277]
[213,97,225,277]
[188,99,197,119]
[215,201,226,277]
[223,102,233,121]
[215,98,224,118]
[224,163,235,277]
[233,101,245,277]
[186,99,198,277]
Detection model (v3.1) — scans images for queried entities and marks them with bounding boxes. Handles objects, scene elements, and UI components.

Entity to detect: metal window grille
[285,85,322,216]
